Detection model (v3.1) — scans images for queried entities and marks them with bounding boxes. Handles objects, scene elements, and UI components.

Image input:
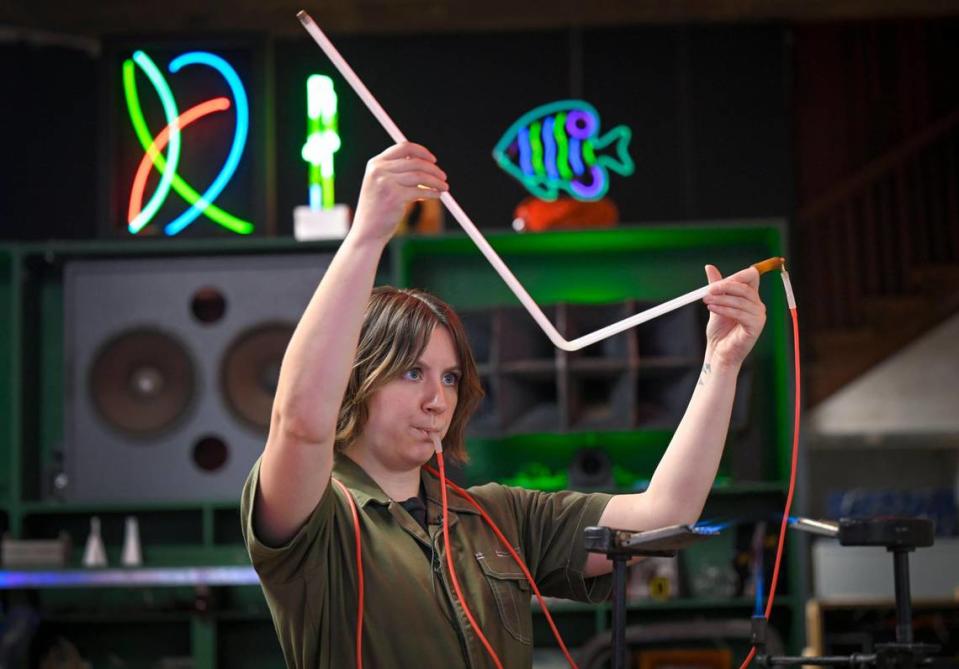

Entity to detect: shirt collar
[331,453,390,506]
[332,452,478,515]
[420,462,479,515]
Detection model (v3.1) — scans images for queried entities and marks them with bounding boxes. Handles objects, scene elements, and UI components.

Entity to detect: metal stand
[754,517,953,669]
[584,524,720,669]
[611,554,628,669]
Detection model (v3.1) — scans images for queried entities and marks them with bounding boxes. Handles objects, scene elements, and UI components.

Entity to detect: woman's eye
[442,372,460,386]
[404,368,422,381]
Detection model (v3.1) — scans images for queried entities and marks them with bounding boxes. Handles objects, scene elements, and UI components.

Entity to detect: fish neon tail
[592,125,634,177]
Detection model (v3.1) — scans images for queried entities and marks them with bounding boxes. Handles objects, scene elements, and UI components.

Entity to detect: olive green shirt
[241,453,614,668]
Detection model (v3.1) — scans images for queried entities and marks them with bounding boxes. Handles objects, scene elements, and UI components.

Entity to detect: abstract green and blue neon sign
[121,50,254,236]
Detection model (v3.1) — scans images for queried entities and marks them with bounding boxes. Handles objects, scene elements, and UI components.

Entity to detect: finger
[703,293,764,315]
[705,264,723,284]
[723,265,761,290]
[705,301,763,325]
[707,279,761,301]
[394,172,449,191]
[377,142,437,163]
[382,158,447,179]
[706,304,765,330]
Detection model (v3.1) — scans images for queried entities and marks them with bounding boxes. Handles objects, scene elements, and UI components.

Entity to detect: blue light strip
[517,126,534,177]
[309,184,323,210]
[692,520,730,534]
[164,51,250,236]
[569,165,606,200]
[754,553,765,616]
[542,117,559,180]
[0,566,259,589]
[568,137,584,176]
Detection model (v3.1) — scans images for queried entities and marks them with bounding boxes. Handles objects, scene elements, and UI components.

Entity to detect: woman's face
[361,325,461,470]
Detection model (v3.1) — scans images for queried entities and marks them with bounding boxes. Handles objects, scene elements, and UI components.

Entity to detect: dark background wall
[1,42,100,240]
[793,20,959,204]
[0,24,791,241]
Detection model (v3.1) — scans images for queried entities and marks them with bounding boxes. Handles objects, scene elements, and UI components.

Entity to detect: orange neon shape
[128,97,232,225]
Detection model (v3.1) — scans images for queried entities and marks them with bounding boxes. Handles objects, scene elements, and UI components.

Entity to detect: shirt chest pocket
[475,550,533,645]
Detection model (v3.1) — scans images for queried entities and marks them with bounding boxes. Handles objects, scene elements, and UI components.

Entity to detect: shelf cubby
[567,370,635,432]
[563,301,635,364]
[499,372,561,434]
[459,308,494,366]
[498,305,558,364]
[635,300,705,360]
[467,373,500,435]
[635,366,701,429]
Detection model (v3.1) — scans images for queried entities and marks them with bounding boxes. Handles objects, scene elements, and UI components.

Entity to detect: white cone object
[121,515,142,567]
[82,516,107,567]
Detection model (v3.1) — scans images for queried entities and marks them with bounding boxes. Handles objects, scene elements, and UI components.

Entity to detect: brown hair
[334,286,483,464]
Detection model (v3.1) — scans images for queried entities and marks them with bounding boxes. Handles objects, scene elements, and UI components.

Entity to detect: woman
[241,142,767,668]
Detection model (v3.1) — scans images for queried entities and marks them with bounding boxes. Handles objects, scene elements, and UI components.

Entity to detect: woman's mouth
[413,426,438,441]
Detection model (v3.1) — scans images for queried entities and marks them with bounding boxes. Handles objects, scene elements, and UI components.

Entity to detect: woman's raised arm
[254,142,448,546]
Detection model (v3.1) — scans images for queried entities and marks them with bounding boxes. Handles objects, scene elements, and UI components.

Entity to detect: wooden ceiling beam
[3,0,959,38]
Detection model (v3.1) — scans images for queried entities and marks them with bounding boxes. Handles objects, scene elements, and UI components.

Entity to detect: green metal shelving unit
[390,224,803,662]
[0,224,805,667]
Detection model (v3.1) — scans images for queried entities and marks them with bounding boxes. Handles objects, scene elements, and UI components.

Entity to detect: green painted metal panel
[392,224,791,490]
[0,248,13,505]
[0,230,804,657]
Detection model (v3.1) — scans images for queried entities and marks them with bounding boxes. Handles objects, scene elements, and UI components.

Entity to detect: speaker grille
[221,322,293,433]
[64,253,332,502]
[89,329,196,437]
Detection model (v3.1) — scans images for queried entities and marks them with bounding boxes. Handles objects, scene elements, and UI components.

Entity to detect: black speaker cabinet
[63,254,331,502]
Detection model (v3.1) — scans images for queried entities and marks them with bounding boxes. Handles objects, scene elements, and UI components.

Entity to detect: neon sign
[493,100,634,202]
[301,74,341,211]
[122,50,254,236]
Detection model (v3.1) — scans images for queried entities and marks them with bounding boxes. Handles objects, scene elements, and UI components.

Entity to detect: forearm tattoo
[698,362,712,386]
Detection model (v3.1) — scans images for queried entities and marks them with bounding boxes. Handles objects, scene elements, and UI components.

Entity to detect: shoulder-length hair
[334,286,483,464]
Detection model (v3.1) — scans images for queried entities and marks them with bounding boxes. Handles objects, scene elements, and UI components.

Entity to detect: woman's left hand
[701,264,767,369]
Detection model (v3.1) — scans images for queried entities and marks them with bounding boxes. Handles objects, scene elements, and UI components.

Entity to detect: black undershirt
[398,483,430,558]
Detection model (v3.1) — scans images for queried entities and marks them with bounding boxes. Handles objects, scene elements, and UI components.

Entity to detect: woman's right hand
[350,142,448,244]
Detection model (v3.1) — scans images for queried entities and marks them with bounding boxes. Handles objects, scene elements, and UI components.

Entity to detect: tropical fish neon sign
[122,50,254,236]
[493,100,634,202]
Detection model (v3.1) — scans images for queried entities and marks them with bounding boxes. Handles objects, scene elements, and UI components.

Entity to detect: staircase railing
[797,107,959,331]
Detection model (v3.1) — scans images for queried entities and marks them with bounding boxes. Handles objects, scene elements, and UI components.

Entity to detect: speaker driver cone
[221,323,293,433]
[89,329,196,436]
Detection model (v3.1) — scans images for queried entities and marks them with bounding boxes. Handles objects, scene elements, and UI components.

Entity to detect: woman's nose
[423,377,448,413]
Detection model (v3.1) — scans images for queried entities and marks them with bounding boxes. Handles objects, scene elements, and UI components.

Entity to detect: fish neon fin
[593,125,634,177]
